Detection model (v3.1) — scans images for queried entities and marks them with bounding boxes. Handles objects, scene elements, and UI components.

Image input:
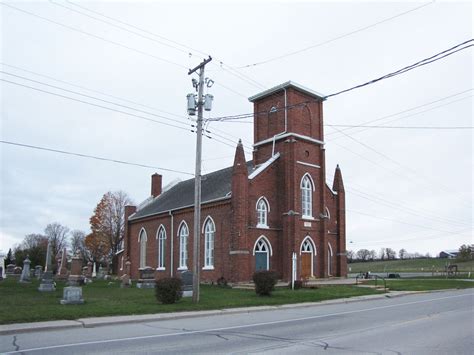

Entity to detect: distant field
[348,258,474,273]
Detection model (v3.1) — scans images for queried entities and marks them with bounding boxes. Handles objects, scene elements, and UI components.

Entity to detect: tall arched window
[203,217,215,269]
[253,236,273,271]
[256,197,269,228]
[138,228,147,269]
[178,222,189,270]
[157,226,166,269]
[301,174,314,218]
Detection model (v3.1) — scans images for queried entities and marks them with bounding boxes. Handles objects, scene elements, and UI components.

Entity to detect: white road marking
[5,292,473,354]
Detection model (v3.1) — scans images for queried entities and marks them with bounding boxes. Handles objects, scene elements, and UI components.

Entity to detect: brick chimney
[151,173,162,197]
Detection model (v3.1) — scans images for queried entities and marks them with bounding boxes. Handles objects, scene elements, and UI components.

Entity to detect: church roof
[248,81,326,102]
[130,161,254,221]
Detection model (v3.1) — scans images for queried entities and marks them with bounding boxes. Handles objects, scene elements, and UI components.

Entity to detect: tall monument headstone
[68,254,84,286]
[38,241,55,292]
[0,254,5,280]
[19,257,31,283]
[57,248,68,280]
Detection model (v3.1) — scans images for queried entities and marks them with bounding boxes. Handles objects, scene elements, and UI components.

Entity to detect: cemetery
[1,248,473,325]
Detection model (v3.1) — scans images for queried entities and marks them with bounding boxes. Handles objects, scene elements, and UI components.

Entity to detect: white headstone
[0,254,5,279]
[92,262,97,277]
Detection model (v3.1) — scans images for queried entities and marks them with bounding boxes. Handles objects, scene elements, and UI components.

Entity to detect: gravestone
[181,270,193,297]
[19,257,31,283]
[68,255,84,286]
[12,266,22,280]
[92,262,97,278]
[0,254,5,280]
[120,274,131,288]
[60,286,84,305]
[136,267,155,288]
[34,265,43,280]
[38,242,55,292]
[96,266,105,280]
[85,261,93,278]
[56,248,68,280]
[6,264,15,277]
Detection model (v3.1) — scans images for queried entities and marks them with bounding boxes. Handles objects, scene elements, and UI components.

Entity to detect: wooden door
[301,253,312,278]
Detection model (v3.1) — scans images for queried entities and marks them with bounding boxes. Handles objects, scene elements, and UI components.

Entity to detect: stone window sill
[177,267,188,271]
[156,267,166,271]
[202,266,215,271]
[256,224,269,229]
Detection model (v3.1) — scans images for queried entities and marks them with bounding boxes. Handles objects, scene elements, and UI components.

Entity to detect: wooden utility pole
[188,56,212,303]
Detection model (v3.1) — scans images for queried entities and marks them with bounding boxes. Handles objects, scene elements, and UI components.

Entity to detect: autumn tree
[89,191,132,273]
[85,232,109,264]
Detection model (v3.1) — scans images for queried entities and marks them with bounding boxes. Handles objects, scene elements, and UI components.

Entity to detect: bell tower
[248,81,326,165]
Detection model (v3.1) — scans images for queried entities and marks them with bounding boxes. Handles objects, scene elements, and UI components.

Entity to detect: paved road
[1,289,473,354]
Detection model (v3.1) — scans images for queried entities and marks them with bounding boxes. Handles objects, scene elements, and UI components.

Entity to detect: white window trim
[138,227,147,269]
[156,225,167,269]
[252,235,273,256]
[301,173,315,218]
[203,216,216,268]
[256,196,270,228]
[178,221,189,270]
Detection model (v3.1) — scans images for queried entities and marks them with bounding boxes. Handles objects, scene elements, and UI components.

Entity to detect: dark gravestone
[34,265,43,280]
[12,266,22,280]
[181,270,193,297]
[136,267,155,289]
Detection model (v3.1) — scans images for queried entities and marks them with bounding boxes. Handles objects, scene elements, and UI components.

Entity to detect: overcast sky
[1,0,472,258]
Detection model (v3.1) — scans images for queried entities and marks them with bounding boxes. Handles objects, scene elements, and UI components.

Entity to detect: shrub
[155,277,183,304]
[217,276,228,287]
[252,270,278,296]
[288,280,303,290]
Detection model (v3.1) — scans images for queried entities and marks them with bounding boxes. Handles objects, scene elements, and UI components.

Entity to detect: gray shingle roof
[130,161,254,221]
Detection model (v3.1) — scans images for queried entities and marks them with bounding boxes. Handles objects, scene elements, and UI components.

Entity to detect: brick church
[119,81,347,282]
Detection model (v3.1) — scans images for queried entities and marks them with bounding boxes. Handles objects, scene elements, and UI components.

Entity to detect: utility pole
[188,56,212,303]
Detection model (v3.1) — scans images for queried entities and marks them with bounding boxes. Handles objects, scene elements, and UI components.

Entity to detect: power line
[0,140,194,176]
[59,0,267,92]
[1,62,185,119]
[209,43,474,122]
[326,124,473,130]
[1,78,193,132]
[1,64,251,151]
[2,76,251,151]
[325,39,473,99]
[1,2,189,69]
[1,70,193,129]
[236,2,435,68]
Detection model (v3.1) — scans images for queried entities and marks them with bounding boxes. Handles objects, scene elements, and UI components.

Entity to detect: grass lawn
[349,258,474,273]
[366,279,474,291]
[0,278,380,325]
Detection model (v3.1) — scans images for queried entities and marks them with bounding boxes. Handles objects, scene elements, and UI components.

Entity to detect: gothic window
[256,197,269,228]
[139,228,147,269]
[203,217,215,269]
[301,174,314,218]
[157,226,166,269]
[178,222,189,269]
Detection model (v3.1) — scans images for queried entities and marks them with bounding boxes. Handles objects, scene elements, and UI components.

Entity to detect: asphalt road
[1,289,473,354]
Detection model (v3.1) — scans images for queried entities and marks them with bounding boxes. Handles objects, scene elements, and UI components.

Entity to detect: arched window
[157,226,166,269]
[301,174,314,218]
[253,236,273,271]
[178,222,189,270]
[138,228,147,269]
[256,197,269,228]
[203,217,215,269]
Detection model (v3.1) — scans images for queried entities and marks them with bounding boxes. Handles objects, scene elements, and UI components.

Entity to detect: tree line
[4,191,132,274]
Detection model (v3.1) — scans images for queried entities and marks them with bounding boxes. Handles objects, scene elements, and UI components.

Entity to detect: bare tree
[399,248,407,260]
[71,230,89,262]
[356,249,371,261]
[385,248,396,260]
[369,250,377,261]
[89,191,133,273]
[44,223,69,265]
[346,250,355,263]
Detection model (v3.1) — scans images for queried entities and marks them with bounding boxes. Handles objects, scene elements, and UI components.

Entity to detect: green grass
[366,279,474,291]
[349,258,474,273]
[0,278,379,325]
